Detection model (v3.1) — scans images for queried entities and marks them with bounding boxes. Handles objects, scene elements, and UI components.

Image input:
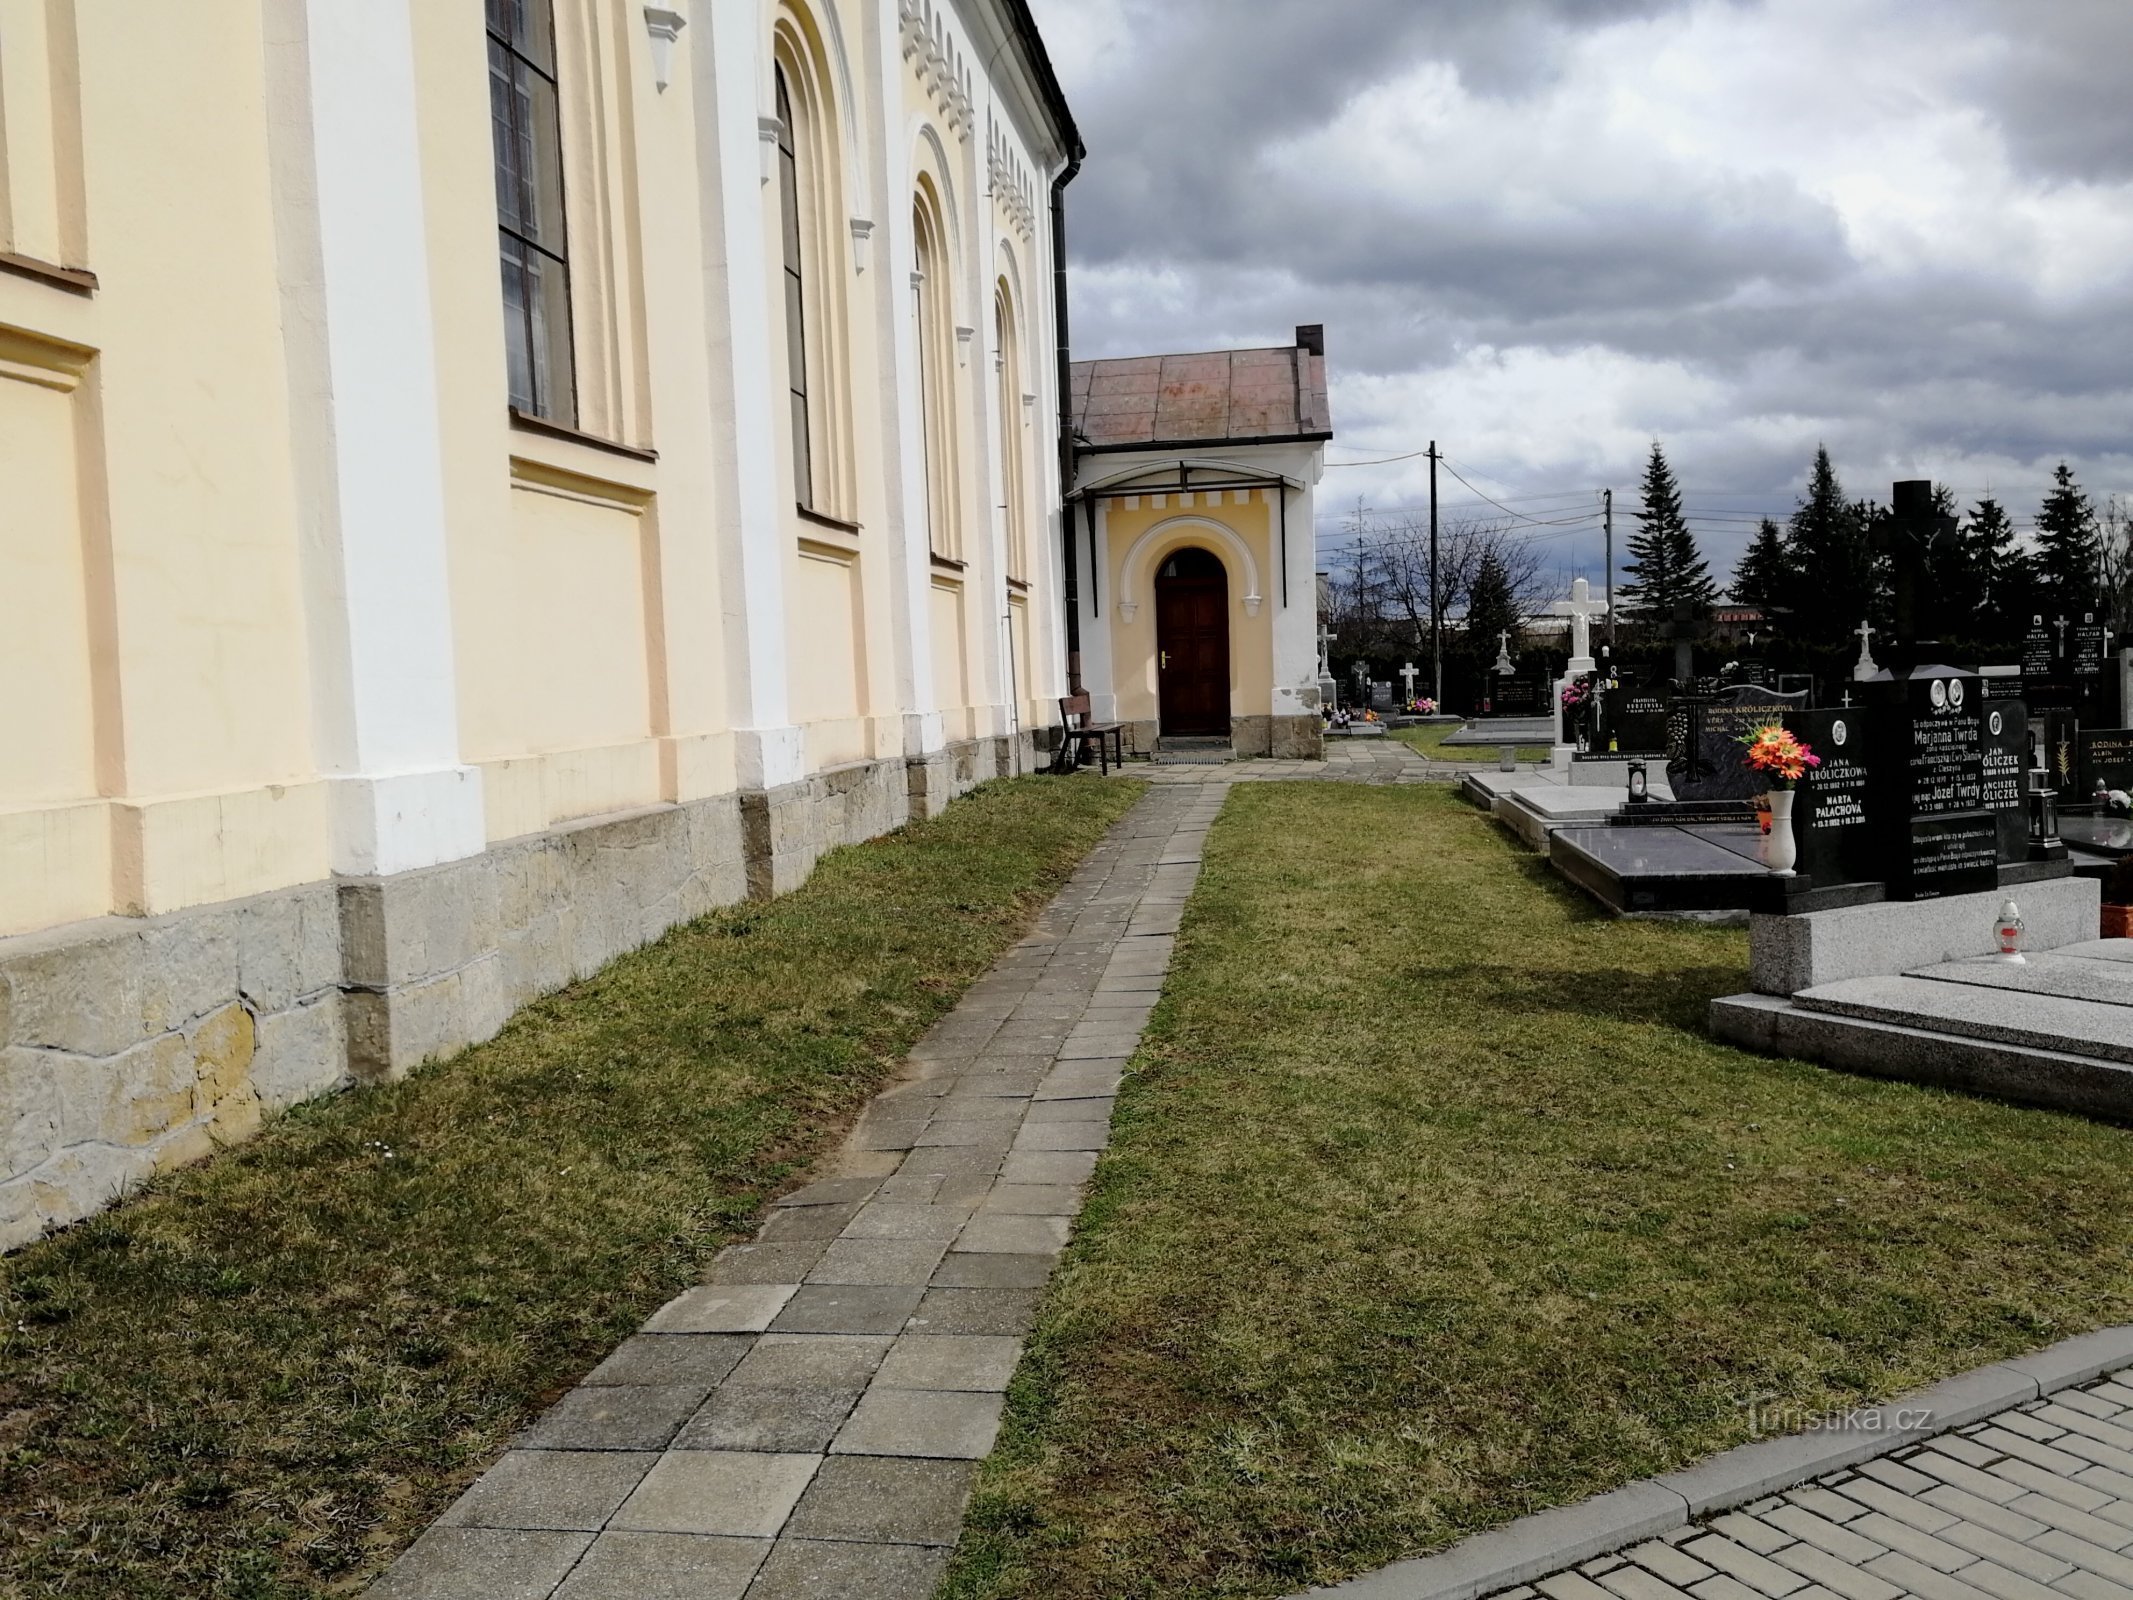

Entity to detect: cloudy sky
[1026,0,2133,593]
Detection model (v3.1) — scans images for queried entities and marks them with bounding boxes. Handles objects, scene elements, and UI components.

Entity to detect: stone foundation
[0,739,1028,1251]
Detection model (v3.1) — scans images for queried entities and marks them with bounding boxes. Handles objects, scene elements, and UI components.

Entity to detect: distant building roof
[1070,324,1332,454]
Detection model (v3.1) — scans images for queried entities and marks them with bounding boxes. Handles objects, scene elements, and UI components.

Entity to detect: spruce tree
[1781,446,1875,645]
[2035,461,2100,611]
[1619,441,1717,624]
[1730,517,1792,616]
[1464,549,1521,672]
[1962,496,2029,639]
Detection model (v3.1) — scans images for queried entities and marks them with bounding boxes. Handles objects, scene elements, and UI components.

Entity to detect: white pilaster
[1079,498,1119,722]
[695,0,804,791]
[268,0,484,877]
[1271,457,1324,721]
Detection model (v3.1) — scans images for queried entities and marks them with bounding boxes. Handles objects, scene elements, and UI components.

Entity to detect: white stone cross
[1853,618,1880,681]
[1552,577,1605,667]
[1494,630,1515,673]
[1316,622,1335,679]
[1399,661,1419,701]
[2055,614,2071,652]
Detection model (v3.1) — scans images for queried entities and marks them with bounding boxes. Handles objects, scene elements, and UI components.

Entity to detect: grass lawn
[1391,722,1551,763]
[943,783,2133,1600]
[0,776,1140,1600]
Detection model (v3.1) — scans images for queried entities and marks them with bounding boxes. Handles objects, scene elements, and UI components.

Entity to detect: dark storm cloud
[1955,0,2133,183]
[1031,0,2133,588]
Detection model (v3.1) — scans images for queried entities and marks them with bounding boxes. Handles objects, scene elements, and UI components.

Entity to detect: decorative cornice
[898,0,974,141]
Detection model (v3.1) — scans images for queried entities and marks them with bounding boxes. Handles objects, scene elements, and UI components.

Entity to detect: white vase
[1764,788,1798,876]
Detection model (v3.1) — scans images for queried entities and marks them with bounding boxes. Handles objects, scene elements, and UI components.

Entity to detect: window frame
[487,0,578,428]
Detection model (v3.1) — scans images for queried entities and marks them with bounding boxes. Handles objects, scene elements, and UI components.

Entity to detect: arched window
[995,281,1028,581]
[774,65,812,510]
[769,16,854,523]
[912,180,958,559]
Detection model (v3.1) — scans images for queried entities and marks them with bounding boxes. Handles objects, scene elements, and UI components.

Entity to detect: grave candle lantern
[1626,759,1650,803]
[1995,898,2026,962]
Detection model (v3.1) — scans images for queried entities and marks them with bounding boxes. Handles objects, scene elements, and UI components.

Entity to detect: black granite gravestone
[1491,676,1541,716]
[2079,728,2133,798]
[2075,615,2107,680]
[1668,686,1810,802]
[1982,674,2026,701]
[2022,616,2054,678]
[1867,666,1993,899]
[1601,682,1669,754]
[1785,707,1876,887]
[1735,660,1774,688]
[1979,700,2029,864]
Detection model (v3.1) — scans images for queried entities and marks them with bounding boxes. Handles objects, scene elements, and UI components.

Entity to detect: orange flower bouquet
[1739,723,1819,789]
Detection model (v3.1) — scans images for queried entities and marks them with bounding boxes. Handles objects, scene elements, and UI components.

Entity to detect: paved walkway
[1118,737,1484,785]
[370,783,1223,1600]
[1492,1372,2133,1600]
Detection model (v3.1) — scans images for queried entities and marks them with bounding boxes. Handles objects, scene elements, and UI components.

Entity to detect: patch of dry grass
[943,782,2133,1600]
[0,776,1141,1599]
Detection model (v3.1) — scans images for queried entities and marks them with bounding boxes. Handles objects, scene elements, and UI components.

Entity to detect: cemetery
[1448,483,2133,1121]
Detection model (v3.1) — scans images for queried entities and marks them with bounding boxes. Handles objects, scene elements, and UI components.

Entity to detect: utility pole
[1427,441,1442,706]
[1602,487,1615,647]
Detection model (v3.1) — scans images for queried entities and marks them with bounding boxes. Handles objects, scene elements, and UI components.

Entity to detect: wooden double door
[1154,547,1231,737]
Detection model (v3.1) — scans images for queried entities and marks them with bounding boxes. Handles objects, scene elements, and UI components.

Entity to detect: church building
[0,0,1325,1248]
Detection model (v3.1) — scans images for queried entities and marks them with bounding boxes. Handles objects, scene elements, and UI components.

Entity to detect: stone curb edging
[1294,1323,2133,1600]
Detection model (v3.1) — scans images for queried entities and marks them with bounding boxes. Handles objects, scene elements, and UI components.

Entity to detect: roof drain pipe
[1050,143,1083,692]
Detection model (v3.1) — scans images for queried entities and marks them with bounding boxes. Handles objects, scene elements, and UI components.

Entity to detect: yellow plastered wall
[1104,493,1277,728]
[790,545,868,769]
[0,4,327,933]
[413,0,704,843]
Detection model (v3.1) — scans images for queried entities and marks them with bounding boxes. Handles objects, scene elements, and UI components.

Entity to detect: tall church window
[912,185,958,560]
[488,0,576,426]
[775,66,813,510]
[996,284,1028,580]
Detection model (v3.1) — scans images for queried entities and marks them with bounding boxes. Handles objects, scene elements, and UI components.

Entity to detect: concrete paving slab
[366,1527,594,1600]
[585,1335,750,1388]
[784,1456,979,1545]
[741,1537,950,1599]
[832,1387,1006,1459]
[440,1450,658,1531]
[875,1335,1022,1393]
[610,1450,819,1537]
[551,1531,767,1600]
[673,1387,859,1454]
[644,1284,798,1335]
[768,1285,924,1336]
[725,1335,891,1391]
[519,1385,709,1452]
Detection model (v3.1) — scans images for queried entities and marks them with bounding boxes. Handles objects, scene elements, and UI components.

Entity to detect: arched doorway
[1154,546,1230,737]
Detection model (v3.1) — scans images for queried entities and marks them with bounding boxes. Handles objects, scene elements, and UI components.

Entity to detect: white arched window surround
[1116,517,1264,622]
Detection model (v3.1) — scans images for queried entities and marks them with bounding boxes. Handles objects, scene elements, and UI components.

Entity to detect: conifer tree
[1619,442,1717,624]
[1464,548,1521,671]
[2035,461,2100,610]
[1962,496,2030,635]
[1730,517,1792,616]
[1781,446,1876,645]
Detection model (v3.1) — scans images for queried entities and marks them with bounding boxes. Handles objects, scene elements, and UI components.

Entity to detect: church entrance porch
[1155,546,1231,737]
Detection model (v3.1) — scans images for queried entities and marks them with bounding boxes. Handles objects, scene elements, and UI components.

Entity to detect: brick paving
[367,783,1223,1600]
[1490,1373,2133,1600]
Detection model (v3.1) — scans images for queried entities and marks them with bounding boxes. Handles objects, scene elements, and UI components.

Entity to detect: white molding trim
[642,5,685,91]
[1074,455,1308,496]
[1116,515,1264,623]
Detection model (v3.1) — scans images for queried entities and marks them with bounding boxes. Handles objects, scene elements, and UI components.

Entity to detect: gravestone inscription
[1785,707,1876,887]
[1980,701,2029,864]
[2075,615,2107,679]
[1491,676,1541,716]
[1871,667,1994,899]
[2022,615,2054,678]
[1601,682,1669,754]
[1668,686,1809,802]
[2079,728,2133,798]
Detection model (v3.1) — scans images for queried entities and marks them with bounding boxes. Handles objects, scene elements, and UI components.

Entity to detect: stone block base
[2,747,1037,1251]
[1748,877,2099,996]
